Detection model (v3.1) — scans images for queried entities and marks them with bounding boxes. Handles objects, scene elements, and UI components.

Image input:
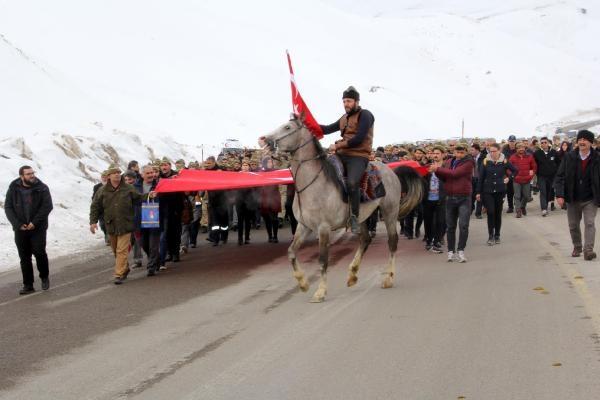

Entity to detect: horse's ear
[298,111,306,122]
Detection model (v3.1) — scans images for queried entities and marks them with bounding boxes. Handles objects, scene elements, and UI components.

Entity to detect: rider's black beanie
[342,86,360,101]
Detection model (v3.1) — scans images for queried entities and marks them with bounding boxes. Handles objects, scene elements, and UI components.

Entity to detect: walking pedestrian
[502,135,518,212]
[476,143,518,245]
[89,164,148,284]
[533,137,560,216]
[555,130,600,260]
[470,143,483,218]
[236,162,259,245]
[423,146,447,253]
[509,143,537,218]
[5,166,53,295]
[260,158,282,243]
[430,144,475,262]
[133,165,161,276]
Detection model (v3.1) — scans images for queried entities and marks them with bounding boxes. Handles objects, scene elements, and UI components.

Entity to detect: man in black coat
[534,137,560,216]
[4,166,53,295]
[555,130,600,260]
[158,157,184,264]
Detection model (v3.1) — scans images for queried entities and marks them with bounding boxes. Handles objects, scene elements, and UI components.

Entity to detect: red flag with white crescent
[286,51,324,139]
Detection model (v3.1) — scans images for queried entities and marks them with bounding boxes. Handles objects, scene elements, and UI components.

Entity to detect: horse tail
[393,166,424,219]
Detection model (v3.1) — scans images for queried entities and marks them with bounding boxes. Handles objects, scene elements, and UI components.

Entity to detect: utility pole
[461,118,465,140]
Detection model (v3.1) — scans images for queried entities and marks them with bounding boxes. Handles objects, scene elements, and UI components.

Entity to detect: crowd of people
[373,130,599,264]
[88,154,294,284]
[5,128,600,293]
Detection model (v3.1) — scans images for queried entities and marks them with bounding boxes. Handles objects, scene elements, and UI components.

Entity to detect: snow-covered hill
[0,129,208,271]
[0,0,599,271]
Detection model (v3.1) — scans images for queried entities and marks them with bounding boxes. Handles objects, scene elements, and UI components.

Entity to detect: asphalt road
[1,206,600,400]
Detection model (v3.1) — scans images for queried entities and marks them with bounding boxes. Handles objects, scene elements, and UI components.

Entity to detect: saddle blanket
[327,155,386,203]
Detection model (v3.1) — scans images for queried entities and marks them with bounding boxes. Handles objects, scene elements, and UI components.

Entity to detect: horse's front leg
[310,224,330,303]
[288,223,311,292]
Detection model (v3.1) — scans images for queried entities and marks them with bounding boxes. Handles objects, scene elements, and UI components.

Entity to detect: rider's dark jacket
[320,107,374,159]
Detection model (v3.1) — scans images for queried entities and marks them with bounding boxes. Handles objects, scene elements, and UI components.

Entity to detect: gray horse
[260,116,423,302]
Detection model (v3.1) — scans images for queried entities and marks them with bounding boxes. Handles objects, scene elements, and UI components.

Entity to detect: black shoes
[431,243,443,253]
[41,278,50,291]
[147,269,156,277]
[114,277,124,285]
[19,286,35,295]
[507,208,514,214]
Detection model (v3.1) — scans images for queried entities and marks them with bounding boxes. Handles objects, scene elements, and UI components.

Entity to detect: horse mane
[312,136,344,191]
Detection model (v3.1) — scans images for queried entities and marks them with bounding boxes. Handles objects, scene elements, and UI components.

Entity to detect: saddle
[327,155,386,203]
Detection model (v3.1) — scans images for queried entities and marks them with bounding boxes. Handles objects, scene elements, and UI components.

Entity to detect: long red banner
[155,161,428,193]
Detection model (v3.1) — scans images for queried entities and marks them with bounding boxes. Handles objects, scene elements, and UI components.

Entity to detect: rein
[274,121,326,228]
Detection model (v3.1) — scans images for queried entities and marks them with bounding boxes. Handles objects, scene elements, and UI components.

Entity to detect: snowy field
[1,0,599,271]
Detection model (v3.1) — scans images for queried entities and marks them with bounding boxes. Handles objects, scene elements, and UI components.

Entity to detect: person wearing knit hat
[555,129,600,260]
[160,157,171,166]
[576,129,595,144]
[175,159,186,171]
[318,85,375,234]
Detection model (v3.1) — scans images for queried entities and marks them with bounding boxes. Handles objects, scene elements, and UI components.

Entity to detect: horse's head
[259,114,309,156]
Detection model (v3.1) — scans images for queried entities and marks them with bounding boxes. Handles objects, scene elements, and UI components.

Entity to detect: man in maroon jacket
[509,143,537,218]
[430,144,475,263]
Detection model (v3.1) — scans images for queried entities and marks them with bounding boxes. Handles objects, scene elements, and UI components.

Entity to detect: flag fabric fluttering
[154,161,428,193]
[286,51,324,139]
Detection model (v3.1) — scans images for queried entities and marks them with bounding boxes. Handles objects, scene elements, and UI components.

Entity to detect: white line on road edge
[518,220,600,336]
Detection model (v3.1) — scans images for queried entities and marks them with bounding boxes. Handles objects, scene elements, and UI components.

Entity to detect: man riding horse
[320,86,374,234]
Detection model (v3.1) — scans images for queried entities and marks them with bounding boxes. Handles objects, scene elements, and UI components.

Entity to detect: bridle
[271,119,326,226]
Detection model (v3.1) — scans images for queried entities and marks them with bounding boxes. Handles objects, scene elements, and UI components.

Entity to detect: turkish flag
[154,161,427,193]
[287,51,324,139]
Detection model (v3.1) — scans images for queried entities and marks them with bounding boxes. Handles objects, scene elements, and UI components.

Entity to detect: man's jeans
[445,195,471,252]
[567,200,597,252]
[537,175,555,211]
[513,182,531,211]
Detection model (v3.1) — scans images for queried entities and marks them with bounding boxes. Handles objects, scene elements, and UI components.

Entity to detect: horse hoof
[381,277,394,289]
[310,295,325,303]
[299,281,310,292]
[347,275,358,287]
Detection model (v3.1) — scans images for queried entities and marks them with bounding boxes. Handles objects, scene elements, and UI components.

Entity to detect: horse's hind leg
[381,214,399,289]
[347,221,372,287]
[288,224,311,292]
[310,224,330,303]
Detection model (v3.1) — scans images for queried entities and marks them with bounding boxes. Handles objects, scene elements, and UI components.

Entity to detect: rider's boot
[350,214,360,235]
